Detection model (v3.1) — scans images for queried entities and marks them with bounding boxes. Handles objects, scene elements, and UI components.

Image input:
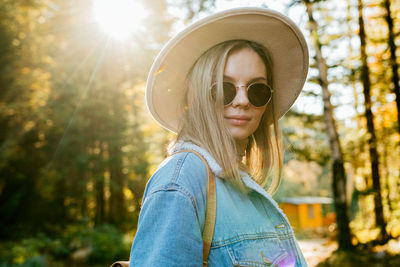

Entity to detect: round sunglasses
[211,82,273,107]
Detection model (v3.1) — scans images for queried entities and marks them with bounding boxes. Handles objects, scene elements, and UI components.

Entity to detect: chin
[226,123,258,142]
[229,130,253,141]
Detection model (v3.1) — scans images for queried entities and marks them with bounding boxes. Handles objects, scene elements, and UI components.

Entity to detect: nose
[231,85,250,108]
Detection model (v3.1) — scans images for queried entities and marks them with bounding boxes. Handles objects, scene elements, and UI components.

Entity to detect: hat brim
[146,7,309,133]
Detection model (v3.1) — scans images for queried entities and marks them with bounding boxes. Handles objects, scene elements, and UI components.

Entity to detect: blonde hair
[171,40,283,195]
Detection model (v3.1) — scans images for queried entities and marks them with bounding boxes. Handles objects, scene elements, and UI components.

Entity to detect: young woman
[129,7,309,267]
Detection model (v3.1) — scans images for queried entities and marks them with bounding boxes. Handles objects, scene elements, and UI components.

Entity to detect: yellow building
[279,197,335,231]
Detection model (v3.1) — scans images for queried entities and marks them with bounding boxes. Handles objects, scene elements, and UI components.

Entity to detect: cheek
[253,109,266,125]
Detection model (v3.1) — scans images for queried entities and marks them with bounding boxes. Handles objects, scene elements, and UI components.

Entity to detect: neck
[235,138,248,161]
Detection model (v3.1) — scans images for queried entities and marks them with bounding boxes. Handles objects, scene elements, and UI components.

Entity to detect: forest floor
[298,237,400,267]
[298,238,338,266]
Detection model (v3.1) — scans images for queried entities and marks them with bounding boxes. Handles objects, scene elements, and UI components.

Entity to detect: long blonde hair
[171,40,283,195]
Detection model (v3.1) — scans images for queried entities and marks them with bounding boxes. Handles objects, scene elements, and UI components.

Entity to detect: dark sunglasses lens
[248,84,271,107]
[222,82,236,105]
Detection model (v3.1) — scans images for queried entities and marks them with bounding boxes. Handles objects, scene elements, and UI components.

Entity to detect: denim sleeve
[129,186,203,267]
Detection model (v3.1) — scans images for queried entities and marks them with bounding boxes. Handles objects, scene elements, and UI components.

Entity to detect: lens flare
[92,0,147,40]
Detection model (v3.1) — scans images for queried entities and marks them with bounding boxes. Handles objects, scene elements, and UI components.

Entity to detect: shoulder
[143,151,208,203]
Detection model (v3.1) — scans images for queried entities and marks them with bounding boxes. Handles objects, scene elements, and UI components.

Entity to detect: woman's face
[223,48,267,142]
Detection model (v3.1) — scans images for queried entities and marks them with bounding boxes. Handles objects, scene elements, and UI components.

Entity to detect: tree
[302,0,353,250]
[382,0,400,137]
[0,0,58,237]
[0,0,172,237]
[357,0,388,242]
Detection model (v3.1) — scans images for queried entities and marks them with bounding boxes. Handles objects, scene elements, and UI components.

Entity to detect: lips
[225,115,251,126]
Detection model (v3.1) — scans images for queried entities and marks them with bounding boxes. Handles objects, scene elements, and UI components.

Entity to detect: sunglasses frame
[211,81,274,108]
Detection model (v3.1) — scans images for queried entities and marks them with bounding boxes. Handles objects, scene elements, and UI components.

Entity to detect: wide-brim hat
[146,7,309,133]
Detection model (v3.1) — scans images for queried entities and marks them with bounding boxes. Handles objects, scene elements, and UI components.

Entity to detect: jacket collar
[169,140,292,231]
[169,141,271,195]
[168,140,225,177]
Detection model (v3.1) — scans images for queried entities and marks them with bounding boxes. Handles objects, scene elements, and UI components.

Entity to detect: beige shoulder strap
[177,149,216,267]
[110,262,129,267]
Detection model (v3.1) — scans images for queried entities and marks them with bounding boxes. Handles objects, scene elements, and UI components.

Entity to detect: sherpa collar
[168,140,225,177]
[168,140,262,192]
[168,140,291,228]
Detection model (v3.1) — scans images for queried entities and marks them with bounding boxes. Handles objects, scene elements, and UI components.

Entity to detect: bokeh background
[1,0,400,266]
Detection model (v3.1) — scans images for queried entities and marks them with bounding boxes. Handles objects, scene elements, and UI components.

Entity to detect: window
[308,205,314,219]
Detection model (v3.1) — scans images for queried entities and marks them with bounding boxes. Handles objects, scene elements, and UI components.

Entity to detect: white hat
[146,7,309,133]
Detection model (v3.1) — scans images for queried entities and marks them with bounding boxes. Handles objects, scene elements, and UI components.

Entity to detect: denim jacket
[129,141,307,266]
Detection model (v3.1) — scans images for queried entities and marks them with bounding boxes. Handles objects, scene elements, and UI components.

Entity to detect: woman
[129,7,309,267]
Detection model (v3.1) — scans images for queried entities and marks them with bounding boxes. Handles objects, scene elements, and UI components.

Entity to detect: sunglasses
[211,82,273,107]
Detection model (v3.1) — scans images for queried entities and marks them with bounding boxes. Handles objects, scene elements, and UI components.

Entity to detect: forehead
[223,48,267,79]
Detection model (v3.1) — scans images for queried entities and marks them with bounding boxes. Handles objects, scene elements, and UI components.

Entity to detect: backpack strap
[177,149,216,267]
[110,262,129,267]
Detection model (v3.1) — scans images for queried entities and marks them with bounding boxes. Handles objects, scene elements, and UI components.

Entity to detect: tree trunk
[357,0,388,241]
[382,128,393,214]
[108,141,125,226]
[383,0,400,136]
[383,0,399,219]
[95,174,106,224]
[95,141,106,225]
[304,0,353,251]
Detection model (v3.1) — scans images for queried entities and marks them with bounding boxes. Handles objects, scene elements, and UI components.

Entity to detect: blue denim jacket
[129,141,307,266]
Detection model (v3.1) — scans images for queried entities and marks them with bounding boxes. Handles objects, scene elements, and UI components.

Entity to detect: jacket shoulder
[145,151,208,199]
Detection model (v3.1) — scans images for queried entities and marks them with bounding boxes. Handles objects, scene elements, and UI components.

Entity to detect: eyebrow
[223,75,267,84]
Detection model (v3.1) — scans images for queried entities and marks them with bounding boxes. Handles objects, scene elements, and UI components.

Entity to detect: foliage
[274,110,331,198]
[0,222,131,266]
[0,0,171,239]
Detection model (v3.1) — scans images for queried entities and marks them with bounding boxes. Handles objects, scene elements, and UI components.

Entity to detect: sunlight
[92,0,147,40]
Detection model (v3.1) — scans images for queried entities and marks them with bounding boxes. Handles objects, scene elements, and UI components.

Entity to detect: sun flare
[92,0,147,40]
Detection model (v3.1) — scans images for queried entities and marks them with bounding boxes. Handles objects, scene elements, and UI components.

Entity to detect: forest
[0,0,399,266]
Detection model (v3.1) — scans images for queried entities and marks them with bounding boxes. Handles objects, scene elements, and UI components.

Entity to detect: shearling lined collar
[168,140,259,192]
[168,140,225,177]
[168,140,292,229]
